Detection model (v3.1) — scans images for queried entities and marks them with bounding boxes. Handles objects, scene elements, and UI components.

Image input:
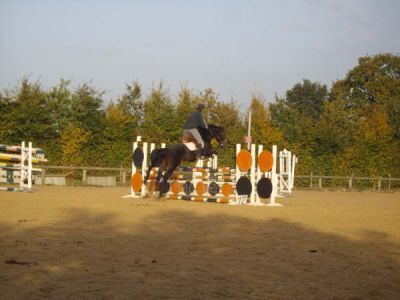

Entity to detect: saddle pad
[183,142,197,151]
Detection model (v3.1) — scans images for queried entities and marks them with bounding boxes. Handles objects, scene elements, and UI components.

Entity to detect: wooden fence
[34,165,400,191]
[297,172,400,192]
[36,165,127,187]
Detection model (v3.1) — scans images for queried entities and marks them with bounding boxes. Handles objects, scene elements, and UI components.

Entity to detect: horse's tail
[144,148,168,184]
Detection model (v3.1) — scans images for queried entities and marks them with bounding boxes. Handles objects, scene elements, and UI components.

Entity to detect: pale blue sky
[1,0,399,107]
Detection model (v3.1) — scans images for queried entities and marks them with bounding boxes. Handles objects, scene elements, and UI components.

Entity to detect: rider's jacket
[183,111,207,129]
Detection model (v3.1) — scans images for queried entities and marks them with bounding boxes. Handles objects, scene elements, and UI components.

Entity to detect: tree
[330,53,400,176]
[141,82,176,143]
[117,81,143,129]
[0,78,57,150]
[60,124,89,166]
[286,79,328,121]
[69,83,106,164]
[248,95,284,148]
[99,103,136,167]
[70,83,105,133]
[331,53,400,139]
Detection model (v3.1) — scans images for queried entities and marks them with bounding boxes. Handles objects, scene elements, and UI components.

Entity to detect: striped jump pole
[0,141,34,192]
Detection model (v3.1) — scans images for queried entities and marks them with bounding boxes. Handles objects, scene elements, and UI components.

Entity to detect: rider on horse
[183,103,207,158]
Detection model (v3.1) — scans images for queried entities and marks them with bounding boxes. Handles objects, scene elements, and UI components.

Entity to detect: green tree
[141,82,176,143]
[286,79,328,121]
[117,81,143,128]
[0,79,57,152]
[99,103,136,167]
[60,124,89,166]
[331,53,400,139]
[248,95,284,148]
[330,54,400,177]
[69,83,106,165]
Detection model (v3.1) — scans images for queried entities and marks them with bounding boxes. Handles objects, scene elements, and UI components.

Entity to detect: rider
[183,103,207,158]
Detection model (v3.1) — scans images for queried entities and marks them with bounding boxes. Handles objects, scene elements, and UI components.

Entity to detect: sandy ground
[0,187,399,300]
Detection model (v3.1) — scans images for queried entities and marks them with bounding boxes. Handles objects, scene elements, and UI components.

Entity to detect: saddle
[181,134,201,151]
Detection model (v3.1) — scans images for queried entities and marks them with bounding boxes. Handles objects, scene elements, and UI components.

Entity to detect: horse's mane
[208,124,217,128]
[197,124,222,141]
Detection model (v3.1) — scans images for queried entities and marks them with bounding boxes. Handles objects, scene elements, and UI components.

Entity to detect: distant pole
[247,109,252,150]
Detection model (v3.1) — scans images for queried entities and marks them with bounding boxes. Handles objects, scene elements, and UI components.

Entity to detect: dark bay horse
[143,124,225,196]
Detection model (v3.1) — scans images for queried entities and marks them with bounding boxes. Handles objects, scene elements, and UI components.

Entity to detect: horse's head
[207,124,225,147]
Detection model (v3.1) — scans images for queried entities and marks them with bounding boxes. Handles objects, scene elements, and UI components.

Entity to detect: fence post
[378,179,381,191]
[41,167,46,185]
[388,174,391,192]
[349,172,353,191]
[318,177,322,189]
[122,170,126,185]
[82,169,87,184]
[310,172,313,189]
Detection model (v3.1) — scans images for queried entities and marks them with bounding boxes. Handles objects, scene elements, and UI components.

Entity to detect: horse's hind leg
[159,167,175,197]
[143,164,154,185]
[154,167,164,198]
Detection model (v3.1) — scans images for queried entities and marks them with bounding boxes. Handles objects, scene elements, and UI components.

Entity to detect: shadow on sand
[1,206,399,299]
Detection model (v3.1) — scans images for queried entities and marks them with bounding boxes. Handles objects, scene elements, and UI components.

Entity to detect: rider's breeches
[184,129,204,148]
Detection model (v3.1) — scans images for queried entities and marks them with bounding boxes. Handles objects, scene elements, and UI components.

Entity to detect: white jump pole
[267,145,283,207]
[123,136,141,198]
[140,142,148,197]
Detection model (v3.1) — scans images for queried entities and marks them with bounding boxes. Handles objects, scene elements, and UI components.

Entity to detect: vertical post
[41,167,46,185]
[349,174,353,191]
[279,150,283,194]
[141,142,148,197]
[82,169,87,184]
[122,170,126,185]
[318,177,322,189]
[388,174,391,192]
[290,155,296,190]
[20,141,26,190]
[235,144,241,185]
[287,151,292,193]
[310,172,313,189]
[250,143,256,205]
[27,142,32,190]
[130,139,139,195]
[247,109,251,150]
[378,179,381,192]
[267,145,282,206]
[256,144,263,205]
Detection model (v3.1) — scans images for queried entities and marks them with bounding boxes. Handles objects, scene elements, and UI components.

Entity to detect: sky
[1,0,399,108]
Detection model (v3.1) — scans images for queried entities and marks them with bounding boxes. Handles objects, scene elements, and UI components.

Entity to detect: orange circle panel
[236,150,252,171]
[132,172,142,192]
[258,150,274,172]
[195,182,207,195]
[170,181,182,195]
[221,183,233,197]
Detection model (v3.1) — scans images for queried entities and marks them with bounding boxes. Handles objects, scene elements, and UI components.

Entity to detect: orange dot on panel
[221,183,233,197]
[171,181,182,195]
[258,150,274,172]
[195,182,207,195]
[131,172,143,192]
[236,150,252,171]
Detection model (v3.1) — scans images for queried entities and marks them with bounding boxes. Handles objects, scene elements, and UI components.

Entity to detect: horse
[143,124,225,196]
